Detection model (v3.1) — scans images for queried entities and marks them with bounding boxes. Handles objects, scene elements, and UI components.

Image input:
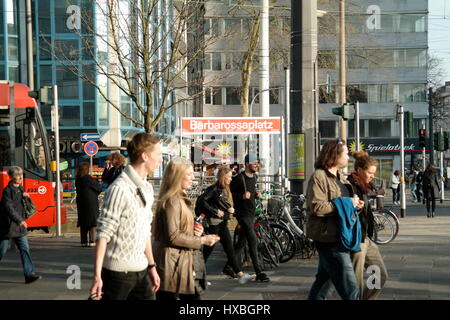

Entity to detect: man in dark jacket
[228,154,270,282]
[0,166,42,284]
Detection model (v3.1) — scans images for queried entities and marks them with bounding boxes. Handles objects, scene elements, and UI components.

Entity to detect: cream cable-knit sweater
[96,165,154,272]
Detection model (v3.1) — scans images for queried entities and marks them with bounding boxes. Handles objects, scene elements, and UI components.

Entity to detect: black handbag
[22,196,36,218]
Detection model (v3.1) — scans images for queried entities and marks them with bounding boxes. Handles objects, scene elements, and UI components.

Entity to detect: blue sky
[429,0,450,84]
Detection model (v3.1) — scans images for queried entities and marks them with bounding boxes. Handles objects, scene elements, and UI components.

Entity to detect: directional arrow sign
[80,133,101,141]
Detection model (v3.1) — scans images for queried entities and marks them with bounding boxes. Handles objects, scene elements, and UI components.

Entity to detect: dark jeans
[415,184,422,202]
[232,214,262,275]
[80,225,95,244]
[0,236,36,276]
[101,268,155,300]
[391,187,400,202]
[426,189,436,213]
[203,220,241,274]
[308,242,360,300]
[156,290,201,301]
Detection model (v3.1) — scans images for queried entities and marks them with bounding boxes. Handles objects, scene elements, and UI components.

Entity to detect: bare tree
[50,0,213,133]
[225,0,289,117]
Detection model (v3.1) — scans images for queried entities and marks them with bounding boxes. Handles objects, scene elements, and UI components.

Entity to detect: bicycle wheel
[372,211,397,244]
[269,223,296,263]
[259,240,279,269]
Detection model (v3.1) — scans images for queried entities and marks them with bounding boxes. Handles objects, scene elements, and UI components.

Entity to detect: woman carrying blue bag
[305,139,364,300]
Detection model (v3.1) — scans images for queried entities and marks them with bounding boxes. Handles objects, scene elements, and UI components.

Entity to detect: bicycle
[266,190,316,259]
[369,196,399,244]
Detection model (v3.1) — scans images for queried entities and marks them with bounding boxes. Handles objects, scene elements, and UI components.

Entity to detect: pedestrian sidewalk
[2,204,450,300]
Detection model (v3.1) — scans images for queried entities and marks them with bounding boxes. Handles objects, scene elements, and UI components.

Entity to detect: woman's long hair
[425,163,437,174]
[314,139,346,170]
[154,157,194,238]
[216,165,234,207]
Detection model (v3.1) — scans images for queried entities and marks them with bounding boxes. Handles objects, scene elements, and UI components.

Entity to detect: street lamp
[249,87,284,118]
[246,87,284,159]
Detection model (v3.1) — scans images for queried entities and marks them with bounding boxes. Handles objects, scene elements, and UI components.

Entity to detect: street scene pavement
[1,198,450,300]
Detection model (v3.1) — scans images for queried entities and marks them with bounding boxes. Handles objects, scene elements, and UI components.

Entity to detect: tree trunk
[240,15,260,117]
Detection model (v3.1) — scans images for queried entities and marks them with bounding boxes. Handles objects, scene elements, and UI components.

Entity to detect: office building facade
[318,0,429,182]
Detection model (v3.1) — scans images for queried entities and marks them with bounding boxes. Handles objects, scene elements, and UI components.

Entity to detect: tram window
[24,121,47,177]
[0,127,11,167]
[15,128,22,147]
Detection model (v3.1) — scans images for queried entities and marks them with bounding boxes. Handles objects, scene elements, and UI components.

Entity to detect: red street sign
[84,141,99,156]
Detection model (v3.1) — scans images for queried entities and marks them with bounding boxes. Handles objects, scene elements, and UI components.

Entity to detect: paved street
[1,202,450,300]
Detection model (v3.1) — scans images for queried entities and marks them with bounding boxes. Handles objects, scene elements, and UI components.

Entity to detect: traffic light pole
[422,147,426,170]
[355,101,360,151]
[52,85,62,237]
[398,104,406,218]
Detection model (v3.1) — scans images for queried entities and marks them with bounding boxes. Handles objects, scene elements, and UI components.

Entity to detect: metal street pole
[399,104,406,218]
[290,0,303,195]
[259,0,270,184]
[355,101,360,151]
[339,0,347,147]
[53,85,62,237]
[441,127,445,204]
[284,68,290,192]
[26,0,34,90]
[429,87,435,165]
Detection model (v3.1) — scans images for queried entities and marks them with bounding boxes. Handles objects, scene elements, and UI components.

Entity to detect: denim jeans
[308,242,360,300]
[0,236,36,276]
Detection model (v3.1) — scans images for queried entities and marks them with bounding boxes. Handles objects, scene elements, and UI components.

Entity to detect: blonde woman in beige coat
[153,158,218,300]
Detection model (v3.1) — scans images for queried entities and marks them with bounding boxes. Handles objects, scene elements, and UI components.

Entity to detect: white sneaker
[238,273,252,285]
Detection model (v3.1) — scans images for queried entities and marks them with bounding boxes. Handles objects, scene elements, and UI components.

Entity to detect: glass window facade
[33,0,97,128]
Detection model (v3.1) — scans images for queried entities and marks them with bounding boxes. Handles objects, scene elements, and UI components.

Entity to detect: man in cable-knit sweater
[89,133,163,300]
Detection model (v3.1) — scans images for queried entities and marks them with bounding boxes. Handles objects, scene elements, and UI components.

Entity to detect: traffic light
[434,132,445,151]
[28,86,53,105]
[404,111,413,138]
[419,129,426,148]
[445,132,450,150]
[332,103,351,121]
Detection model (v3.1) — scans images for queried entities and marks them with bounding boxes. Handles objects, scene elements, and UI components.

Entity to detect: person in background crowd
[390,170,401,205]
[410,167,418,202]
[101,152,126,188]
[153,158,219,300]
[422,164,441,218]
[306,139,363,300]
[197,165,252,284]
[75,162,102,247]
[0,167,42,284]
[229,154,270,283]
[347,151,388,300]
[416,167,424,203]
[90,133,162,300]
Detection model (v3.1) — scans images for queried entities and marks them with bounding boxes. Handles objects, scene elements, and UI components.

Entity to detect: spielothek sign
[182,117,281,135]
